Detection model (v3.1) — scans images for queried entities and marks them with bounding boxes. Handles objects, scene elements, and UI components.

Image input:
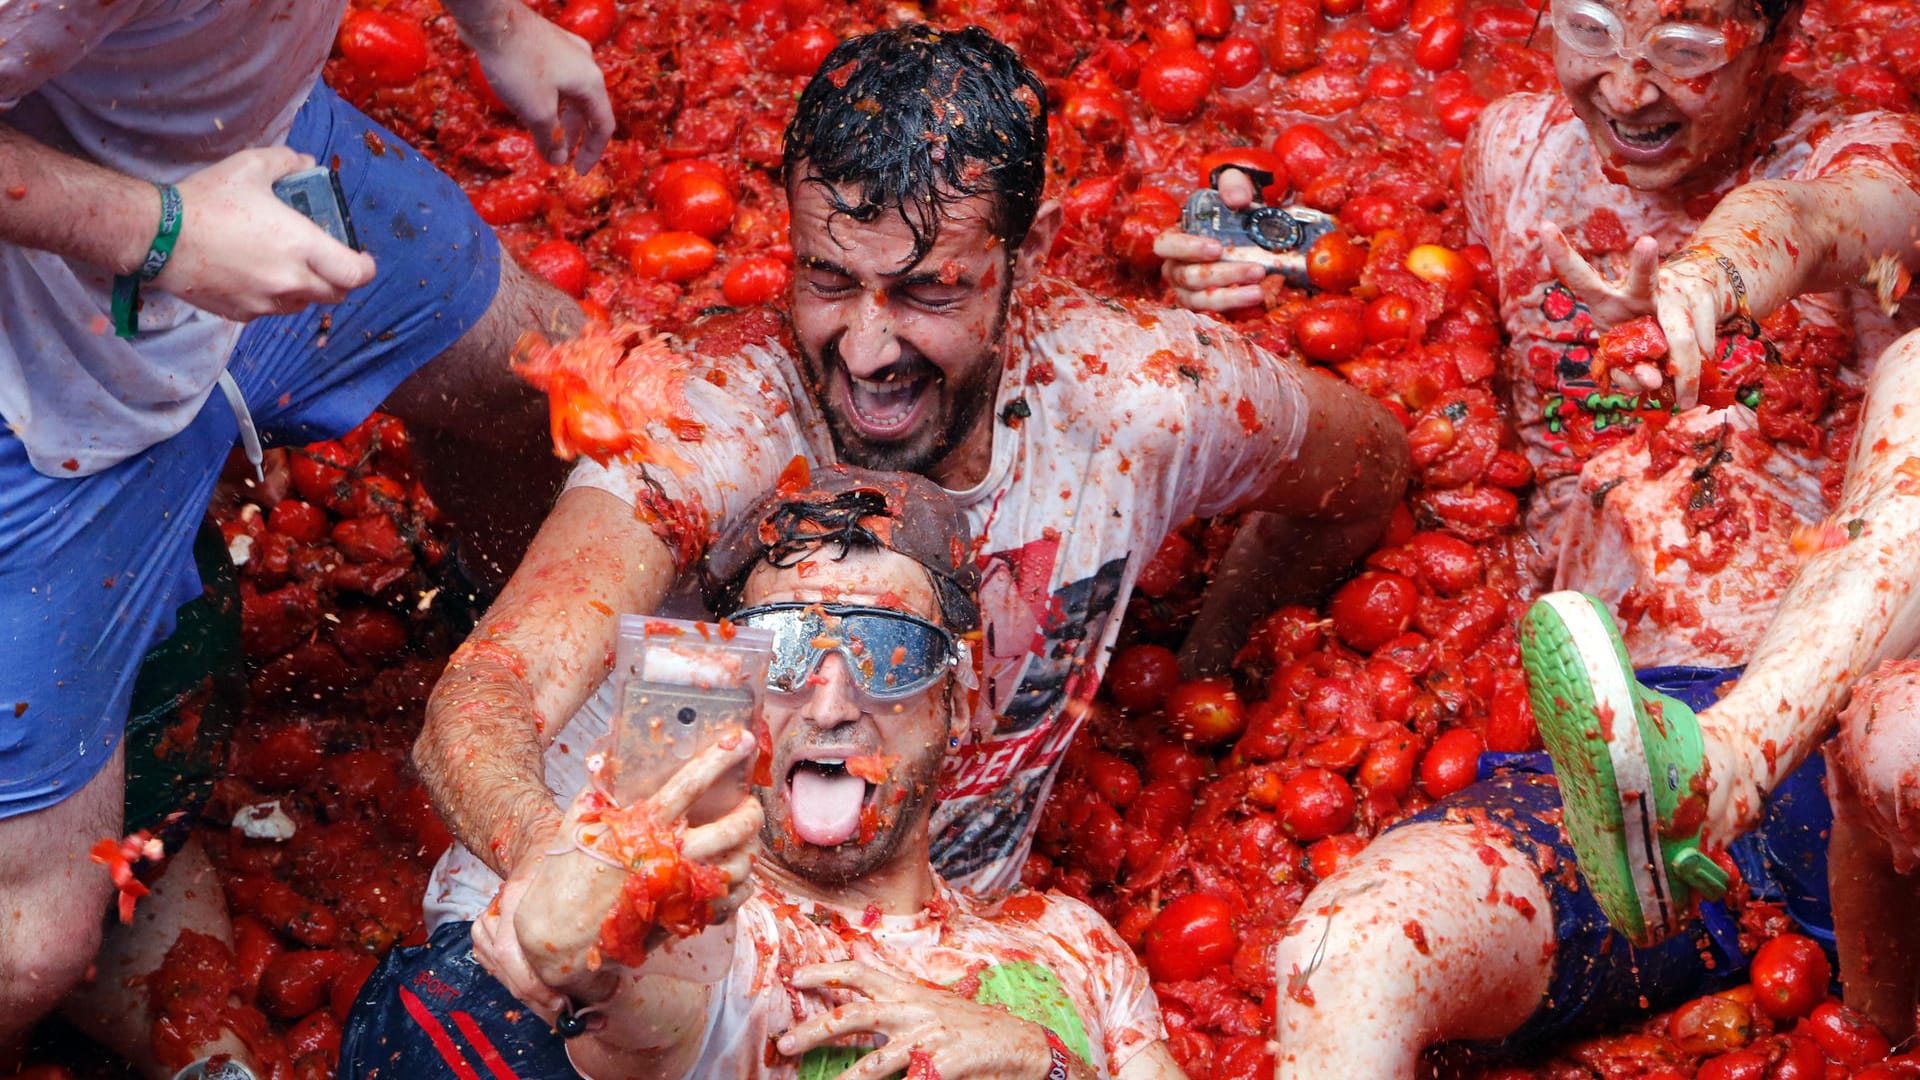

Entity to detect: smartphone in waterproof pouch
[272,166,360,251]
[607,616,775,827]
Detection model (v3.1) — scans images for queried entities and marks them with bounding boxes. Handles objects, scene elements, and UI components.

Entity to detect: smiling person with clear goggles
[1550,0,1742,80]
[730,601,965,701]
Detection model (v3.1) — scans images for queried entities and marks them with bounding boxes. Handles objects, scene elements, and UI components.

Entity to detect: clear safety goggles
[731,603,960,700]
[1552,0,1740,80]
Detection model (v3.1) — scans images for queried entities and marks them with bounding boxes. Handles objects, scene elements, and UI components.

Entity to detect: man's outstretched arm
[415,485,678,878]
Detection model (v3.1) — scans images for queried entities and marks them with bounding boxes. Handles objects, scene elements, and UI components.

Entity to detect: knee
[0,889,107,1022]
[1834,659,1920,869]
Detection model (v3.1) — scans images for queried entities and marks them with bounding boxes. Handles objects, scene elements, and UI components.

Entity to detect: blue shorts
[0,82,500,818]
[1400,666,1835,1056]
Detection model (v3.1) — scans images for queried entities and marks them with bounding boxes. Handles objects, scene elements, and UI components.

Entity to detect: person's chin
[1587,114,1698,189]
[763,816,903,886]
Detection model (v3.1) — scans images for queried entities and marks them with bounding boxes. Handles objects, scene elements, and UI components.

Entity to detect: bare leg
[383,255,583,593]
[1272,821,1554,1079]
[0,747,123,1068]
[1828,660,1920,1042]
[1691,330,1920,847]
[61,835,253,1079]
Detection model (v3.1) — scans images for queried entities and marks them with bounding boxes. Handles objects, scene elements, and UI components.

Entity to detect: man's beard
[754,754,940,886]
[801,290,1011,476]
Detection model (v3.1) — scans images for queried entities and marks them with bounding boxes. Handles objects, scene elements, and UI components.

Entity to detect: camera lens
[677,706,697,726]
[1248,208,1304,252]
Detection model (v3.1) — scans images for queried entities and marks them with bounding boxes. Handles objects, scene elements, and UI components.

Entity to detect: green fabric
[796,960,1092,1078]
[123,521,244,834]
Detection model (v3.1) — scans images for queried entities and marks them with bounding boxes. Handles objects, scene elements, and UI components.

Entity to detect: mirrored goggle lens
[734,605,954,699]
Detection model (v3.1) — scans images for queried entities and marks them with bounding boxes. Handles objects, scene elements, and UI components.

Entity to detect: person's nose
[1597,60,1663,114]
[802,653,865,730]
[838,291,903,378]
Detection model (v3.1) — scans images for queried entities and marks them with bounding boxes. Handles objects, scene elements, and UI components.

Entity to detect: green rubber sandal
[1518,592,1729,946]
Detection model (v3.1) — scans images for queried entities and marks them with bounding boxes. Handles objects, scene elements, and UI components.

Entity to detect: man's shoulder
[961,885,1131,955]
[1011,278,1266,391]
[677,306,796,364]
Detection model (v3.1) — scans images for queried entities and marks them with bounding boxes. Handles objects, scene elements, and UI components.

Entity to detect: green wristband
[112,182,184,339]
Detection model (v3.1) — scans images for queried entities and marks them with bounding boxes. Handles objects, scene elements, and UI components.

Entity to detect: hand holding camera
[1156,165,1339,312]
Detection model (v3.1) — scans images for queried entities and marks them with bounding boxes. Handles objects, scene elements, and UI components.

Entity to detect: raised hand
[1156,167,1275,312]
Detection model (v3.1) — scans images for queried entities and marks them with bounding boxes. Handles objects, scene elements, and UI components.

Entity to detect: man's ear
[1011,200,1063,287]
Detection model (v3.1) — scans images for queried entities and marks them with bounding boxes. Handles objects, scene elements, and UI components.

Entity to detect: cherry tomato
[1277,767,1356,841]
[1669,993,1755,1055]
[1294,301,1366,364]
[1142,747,1211,792]
[1305,232,1365,293]
[1306,833,1368,878]
[1138,46,1215,122]
[523,239,590,297]
[1272,124,1344,190]
[1264,0,1324,74]
[635,231,719,282]
[1191,0,1236,37]
[1358,734,1421,800]
[1115,188,1182,272]
[1136,529,1199,597]
[556,0,618,45]
[1083,751,1142,808]
[1144,894,1239,982]
[1165,678,1247,747]
[286,1009,344,1062]
[470,177,545,227]
[1362,295,1417,342]
[1329,571,1417,651]
[767,25,838,78]
[330,606,409,665]
[657,171,736,240]
[1213,36,1265,88]
[1805,1000,1891,1066]
[269,499,328,544]
[1436,93,1488,140]
[1695,1049,1768,1080]
[722,255,792,307]
[1405,243,1475,298]
[1367,0,1413,31]
[336,11,430,88]
[1749,933,1832,1020]
[1418,727,1484,799]
[1106,644,1183,712]
[1064,92,1132,146]
[1414,16,1467,69]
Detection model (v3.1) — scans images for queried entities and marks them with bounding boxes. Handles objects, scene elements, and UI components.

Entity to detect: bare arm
[0,122,373,318]
[414,485,677,876]
[1697,327,1920,833]
[441,0,614,172]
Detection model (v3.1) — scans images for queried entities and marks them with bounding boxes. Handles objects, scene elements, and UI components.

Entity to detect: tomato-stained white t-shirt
[1462,90,1920,665]
[668,877,1165,1080]
[424,279,1310,920]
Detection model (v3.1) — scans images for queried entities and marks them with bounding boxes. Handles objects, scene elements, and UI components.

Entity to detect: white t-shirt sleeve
[564,338,827,566]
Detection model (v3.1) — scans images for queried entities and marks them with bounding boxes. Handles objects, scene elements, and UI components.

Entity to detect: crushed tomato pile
[42,0,1920,1076]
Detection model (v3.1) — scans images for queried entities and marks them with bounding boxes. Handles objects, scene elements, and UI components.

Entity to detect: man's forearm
[1689,169,1920,320]
[441,0,531,47]
[0,120,161,273]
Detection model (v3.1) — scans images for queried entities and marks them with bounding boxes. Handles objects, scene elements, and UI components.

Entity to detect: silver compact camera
[1180,188,1338,289]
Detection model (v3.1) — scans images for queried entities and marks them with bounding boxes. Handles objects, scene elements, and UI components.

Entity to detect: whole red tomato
[1191,0,1236,37]
[1408,531,1482,595]
[1138,47,1214,122]
[1165,678,1247,746]
[1135,529,1199,597]
[523,239,590,298]
[469,177,544,228]
[269,499,328,545]
[658,171,736,240]
[722,256,792,307]
[1277,767,1356,841]
[1106,644,1183,712]
[1365,62,1415,98]
[1294,301,1365,363]
[1694,1049,1768,1080]
[1367,0,1413,30]
[336,10,430,88]
[767,25,838,78]
[1305,232,1365,293]
[1328,571,1417,651]
[556,0,618,45]
[1748,933,1832,1020]
[1669,993,1755,1055]
[1115,188,1182,272]
[260,951,343,1020]
[1358,735,1421,800]
[290,440,358,510]
[1363,295,1418,342]
[1436,93,1488,140]
[1083,751,1143,808]
[1213,36,1265,88]
[1804,1000,1890,1066]
[1418,727,1484,799]
[1144,894,1238,982]
[1413,16,1467,69]
[635,231,719,282]
[1272,123,1343,189]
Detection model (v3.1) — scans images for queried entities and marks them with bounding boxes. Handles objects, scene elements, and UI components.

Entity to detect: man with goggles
[1163,0,1920,1066]
[344,467,1186,1080]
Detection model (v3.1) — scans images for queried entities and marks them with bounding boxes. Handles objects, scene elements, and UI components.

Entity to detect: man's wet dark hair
[781,25,1049,270]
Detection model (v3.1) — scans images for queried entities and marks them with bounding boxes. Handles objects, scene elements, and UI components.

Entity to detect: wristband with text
[112,182,184,338]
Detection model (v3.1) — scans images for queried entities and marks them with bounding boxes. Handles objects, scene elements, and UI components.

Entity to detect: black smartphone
[272,165,360,251]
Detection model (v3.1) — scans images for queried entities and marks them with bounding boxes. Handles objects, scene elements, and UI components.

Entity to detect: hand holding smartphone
[272,165,360,251]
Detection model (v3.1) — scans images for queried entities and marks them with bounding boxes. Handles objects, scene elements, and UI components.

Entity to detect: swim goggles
[730,603,960,700]
[1552,0,1742,81]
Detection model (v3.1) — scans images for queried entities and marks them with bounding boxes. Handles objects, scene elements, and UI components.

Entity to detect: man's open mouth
[786,758,878,847]
[843,372,932,439]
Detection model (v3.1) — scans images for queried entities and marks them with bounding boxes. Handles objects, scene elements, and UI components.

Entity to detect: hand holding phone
[272,165,360,251]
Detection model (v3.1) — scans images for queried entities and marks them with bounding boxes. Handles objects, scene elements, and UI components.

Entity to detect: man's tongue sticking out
[789,764,868,846]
